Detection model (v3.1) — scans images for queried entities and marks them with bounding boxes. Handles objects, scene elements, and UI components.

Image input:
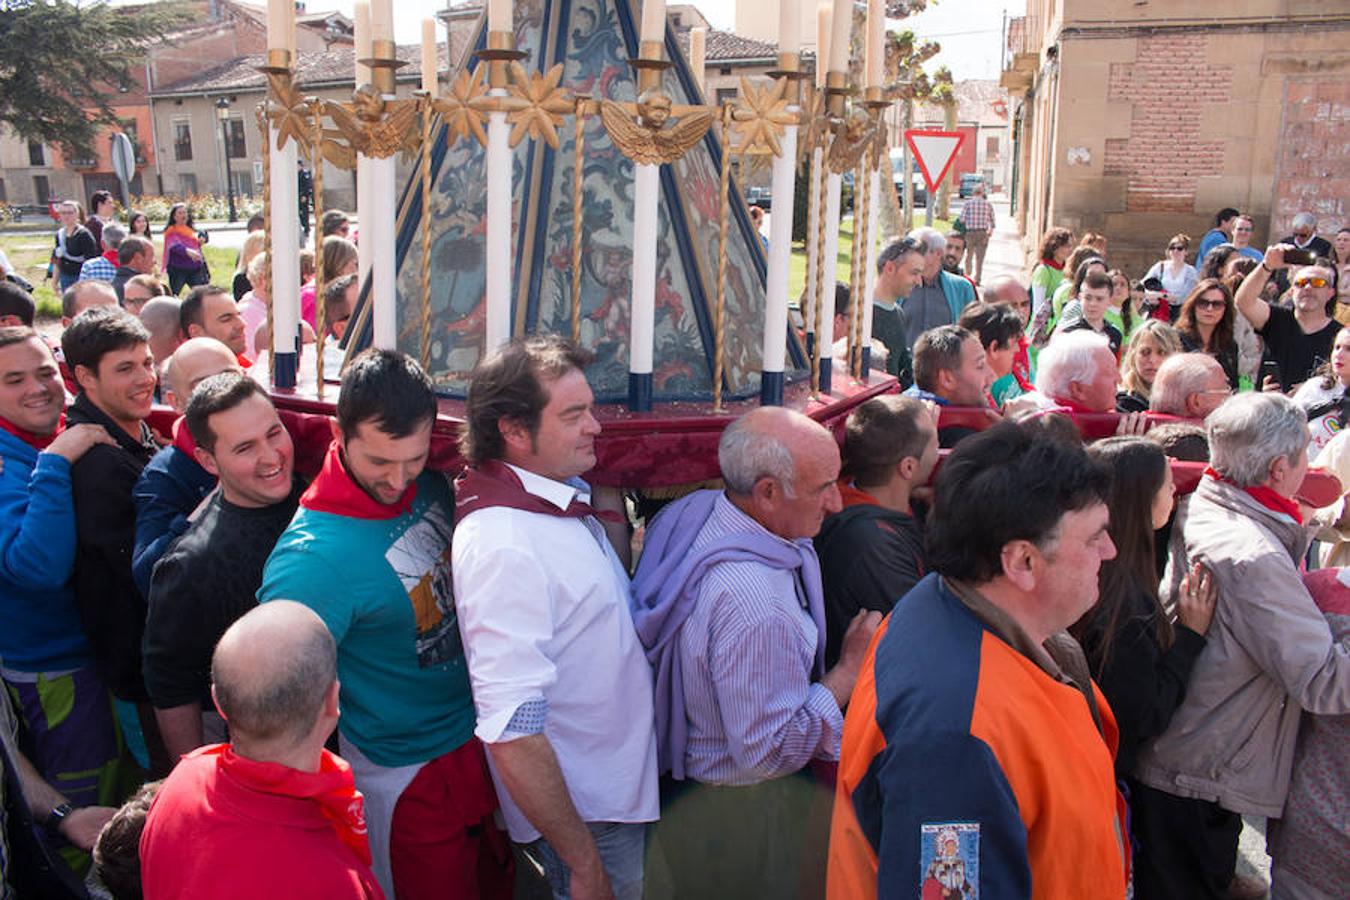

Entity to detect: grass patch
[0,232,236,320]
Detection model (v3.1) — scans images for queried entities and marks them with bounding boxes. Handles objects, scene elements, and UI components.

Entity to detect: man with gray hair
[896,226,976,351]
[78,222,125,283]
[1034,330,1119,413]
[632,406,880,898]
[138,601,382,898]
[1133,392,1350,899]
[1279,212,1332,260]
[1149,353,1230,420]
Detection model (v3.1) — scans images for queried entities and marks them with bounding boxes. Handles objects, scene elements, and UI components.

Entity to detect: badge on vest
[920,821,979,899]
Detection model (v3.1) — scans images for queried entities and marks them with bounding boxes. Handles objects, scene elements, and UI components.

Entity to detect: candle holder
[601,39,713,167]
[476,29,528,90]
[766,52,809,109]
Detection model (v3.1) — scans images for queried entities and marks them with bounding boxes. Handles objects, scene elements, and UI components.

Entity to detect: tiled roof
[675,28,779,63]
[152,43,446,96]
[914,79,1011,126]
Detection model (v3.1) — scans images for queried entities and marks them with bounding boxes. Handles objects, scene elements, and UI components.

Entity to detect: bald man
[131,338,242,598]
[60,280,118,329]
[139,296,184,369]
[139,602,382,899]
[631,407,881,899]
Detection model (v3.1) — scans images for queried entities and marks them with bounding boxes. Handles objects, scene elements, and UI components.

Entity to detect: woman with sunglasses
[1175,279,1240,389]
[1145,234,1199,307]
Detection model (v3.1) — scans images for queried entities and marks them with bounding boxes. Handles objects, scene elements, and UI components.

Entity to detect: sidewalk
[974,198,1028,285]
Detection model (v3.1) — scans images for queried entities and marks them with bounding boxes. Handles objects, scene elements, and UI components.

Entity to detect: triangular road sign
[905,129,965,193]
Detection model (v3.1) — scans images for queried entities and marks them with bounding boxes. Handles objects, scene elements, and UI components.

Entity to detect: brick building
[0,1,351,209]
[1001,0,1349,274]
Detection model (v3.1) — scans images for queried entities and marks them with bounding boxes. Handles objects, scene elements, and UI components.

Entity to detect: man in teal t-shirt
[259,350,511,900]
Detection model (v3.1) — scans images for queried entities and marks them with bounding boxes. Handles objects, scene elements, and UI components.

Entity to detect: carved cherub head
[843,107,870,142]
[636,89,672,129]
[352,84,386,121]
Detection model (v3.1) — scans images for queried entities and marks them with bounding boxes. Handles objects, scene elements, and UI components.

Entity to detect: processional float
[252,0,900,485]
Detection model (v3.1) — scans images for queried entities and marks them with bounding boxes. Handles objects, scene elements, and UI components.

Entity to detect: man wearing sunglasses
[1234,246,1340,391]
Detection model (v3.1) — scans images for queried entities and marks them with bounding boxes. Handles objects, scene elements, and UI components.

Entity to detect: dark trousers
[649,769,833,900]
[1131,782,1242,900]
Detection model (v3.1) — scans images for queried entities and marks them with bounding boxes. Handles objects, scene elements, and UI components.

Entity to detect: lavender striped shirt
[676,494,843,786]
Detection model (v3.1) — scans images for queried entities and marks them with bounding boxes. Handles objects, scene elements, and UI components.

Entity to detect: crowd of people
[0,190,1345,900]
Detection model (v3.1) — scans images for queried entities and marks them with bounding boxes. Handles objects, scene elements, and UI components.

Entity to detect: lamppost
[215,97,237,222]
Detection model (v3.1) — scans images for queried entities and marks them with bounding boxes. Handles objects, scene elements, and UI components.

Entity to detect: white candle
[762,123,798,377]
[285,0,295,57]
[689,27,705,94]
[865,0,884,88]
[640,0,666,46]
[630,164,660,375]
[484,111,513,353]
[829,0,852,74]
[421,18,438,93]
[779,0,800,53]
[370,0,392,43]
[488,0,512,33]
[353,0,370,81]
[266,0,287,52]
[815,3,830,88]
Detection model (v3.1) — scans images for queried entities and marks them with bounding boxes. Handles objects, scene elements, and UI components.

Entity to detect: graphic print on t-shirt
[384,503,462,668]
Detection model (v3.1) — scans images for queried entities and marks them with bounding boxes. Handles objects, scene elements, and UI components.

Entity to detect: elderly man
[815,396,938,667]
[1034,330,1119,414]
[1235,246,1340,391]
[871,237,926,382]
[139,602,383,898]
[1134,393,1350,899]
[79,222,124,283]
[828,422,1127,899]
[897,227,977,351]
[903,325,996,447]
[632,407,880,899]
[131,338,240,599]
[1279,212,1333,260]
[1150,353,1230,420]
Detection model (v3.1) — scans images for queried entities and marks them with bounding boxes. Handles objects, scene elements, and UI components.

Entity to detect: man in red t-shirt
[139,601,384,899]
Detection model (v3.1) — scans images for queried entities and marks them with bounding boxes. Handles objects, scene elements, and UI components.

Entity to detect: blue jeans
[528,821,647,900]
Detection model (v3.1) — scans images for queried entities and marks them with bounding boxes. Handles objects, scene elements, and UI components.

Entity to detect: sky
[124,0,1024,83]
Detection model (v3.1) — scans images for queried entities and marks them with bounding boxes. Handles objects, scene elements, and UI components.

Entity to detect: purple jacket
[631,489,827,778]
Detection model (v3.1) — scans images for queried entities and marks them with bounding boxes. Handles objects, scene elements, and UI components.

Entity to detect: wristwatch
[45,802,74,837]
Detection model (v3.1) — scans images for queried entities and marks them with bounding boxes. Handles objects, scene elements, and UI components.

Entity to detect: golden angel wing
[828,125,872,175]
[653,107,714,163]
[320,100,367,154]
[600,99,660,165]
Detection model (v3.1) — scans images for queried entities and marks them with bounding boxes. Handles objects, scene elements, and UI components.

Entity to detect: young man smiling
[0,327,127,820]
[62,307,166,774]
[143,373,301,763]
[261,349,509,900]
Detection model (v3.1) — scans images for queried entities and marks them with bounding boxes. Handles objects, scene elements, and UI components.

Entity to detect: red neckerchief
[1204,466,1304,524]
[838,480,881,510]
[171,415,198,457]
[102,249,118,265]
[235,352,253,370]
[1041,258,1065,271]
[1012,336,1034,393]
[198,744,372,866]
[0,412,64,450]
[301,440,416,520]
[454,458,622,523]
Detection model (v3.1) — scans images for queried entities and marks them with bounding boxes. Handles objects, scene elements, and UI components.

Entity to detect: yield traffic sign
[904,129,965,193]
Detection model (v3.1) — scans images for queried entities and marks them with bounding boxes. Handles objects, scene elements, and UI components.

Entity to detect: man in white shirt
[453,335,657,900]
